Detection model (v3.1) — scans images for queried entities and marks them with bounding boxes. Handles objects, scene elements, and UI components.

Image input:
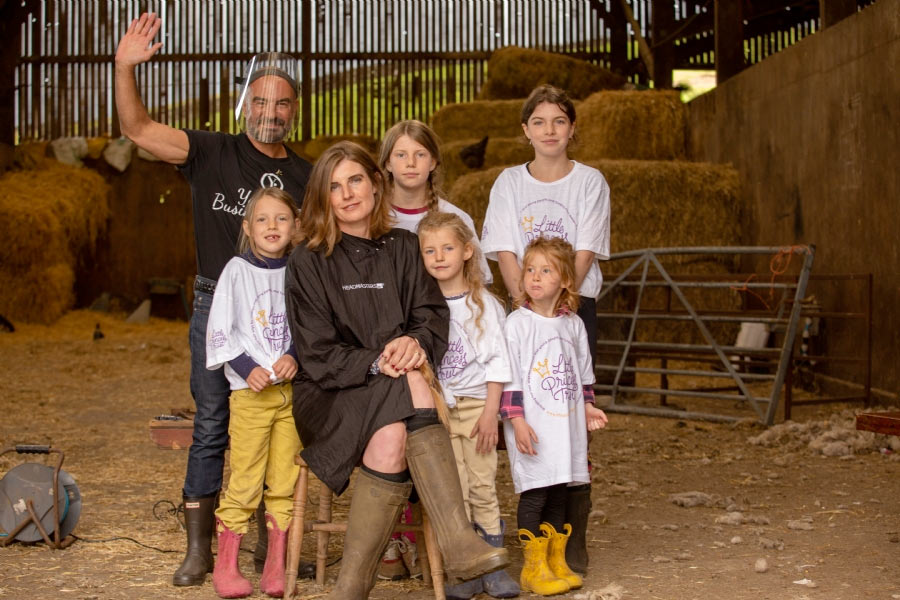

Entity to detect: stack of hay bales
[439,82,742,347]
[289,133,379,162]
[478,46,625,100]
[450,159,741,345]
[577,90,687,161]
[449,160,740,263]
[0,163,110,323]
[441,137,533,189]
[431,99,525,143]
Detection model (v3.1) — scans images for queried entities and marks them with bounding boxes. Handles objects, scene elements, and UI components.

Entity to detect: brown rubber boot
[406,425,510,583]
[324,471,412,599]
[173,495,216,586]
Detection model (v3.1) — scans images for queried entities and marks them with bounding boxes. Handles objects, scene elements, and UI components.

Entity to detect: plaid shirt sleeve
[500,390,524,419]
[583,385,595,404]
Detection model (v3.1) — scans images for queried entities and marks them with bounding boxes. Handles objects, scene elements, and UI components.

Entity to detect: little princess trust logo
[439,333,469,380]
[250,289,290,353]
[526,336,578,417]
[520,198,576,243]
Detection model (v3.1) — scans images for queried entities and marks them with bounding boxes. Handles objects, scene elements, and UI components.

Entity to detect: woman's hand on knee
[381,335,426,374]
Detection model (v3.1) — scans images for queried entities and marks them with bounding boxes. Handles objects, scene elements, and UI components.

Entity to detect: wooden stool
[285,455,446,600]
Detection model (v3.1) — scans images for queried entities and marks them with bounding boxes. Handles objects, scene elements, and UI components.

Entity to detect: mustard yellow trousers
[215,382,300,533]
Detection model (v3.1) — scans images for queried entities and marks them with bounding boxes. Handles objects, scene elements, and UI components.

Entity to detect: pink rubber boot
[212,518,253,599]
[259,513,287,597]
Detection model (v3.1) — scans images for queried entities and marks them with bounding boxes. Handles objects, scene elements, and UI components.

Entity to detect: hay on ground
[577,91,688,161]
[478,46,625,100]
[441,136,533,189]
[430,100,526,143]
[0,262,75,324]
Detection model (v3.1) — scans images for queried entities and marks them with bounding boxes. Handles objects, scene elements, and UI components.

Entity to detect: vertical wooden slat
[301,0,311,140]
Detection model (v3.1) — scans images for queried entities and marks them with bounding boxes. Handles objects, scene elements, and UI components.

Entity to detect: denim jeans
[184,286,232,498]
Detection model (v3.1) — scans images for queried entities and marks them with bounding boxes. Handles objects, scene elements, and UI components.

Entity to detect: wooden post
[608,0,629,76]
[199,76,210,131]
[714,0,745,83]
[0,1,33,144]
[619,0,654,77]
[651,0,674,89]
[301,0,312,141]
[819,0,856,28]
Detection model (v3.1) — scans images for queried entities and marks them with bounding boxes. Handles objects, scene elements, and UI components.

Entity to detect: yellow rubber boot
[541,523,583,590]
[518,529,570,596]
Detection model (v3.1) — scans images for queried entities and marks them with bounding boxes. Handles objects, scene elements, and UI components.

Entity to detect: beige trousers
[447,396,501,535]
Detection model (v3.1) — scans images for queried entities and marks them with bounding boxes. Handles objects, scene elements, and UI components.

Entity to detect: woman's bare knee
[362,422,407,472]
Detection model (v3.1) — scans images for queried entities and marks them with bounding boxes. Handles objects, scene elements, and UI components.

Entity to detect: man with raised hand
[115,12,313,587]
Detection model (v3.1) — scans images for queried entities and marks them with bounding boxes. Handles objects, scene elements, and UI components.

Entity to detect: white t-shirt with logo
[438,293,512,408]
[390,198,493,284]
[480,162,610,299]
[206,257,292,390]
[502,307,594,494]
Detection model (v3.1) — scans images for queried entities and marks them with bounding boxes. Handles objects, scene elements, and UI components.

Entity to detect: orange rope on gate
[730,245,811,311]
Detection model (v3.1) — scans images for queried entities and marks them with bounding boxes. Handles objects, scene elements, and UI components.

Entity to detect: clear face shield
[235,52,300,144]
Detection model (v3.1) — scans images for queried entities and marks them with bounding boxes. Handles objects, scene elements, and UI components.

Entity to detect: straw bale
[447,166,507,237]
[86,136,109,159]
[479,46,625,100]
[0,262,75,324]
[450,160,740,260]
[600,159,741,265]
[298,134,379,162]
[441,136,533,189]
[430,100,525,143]
[0,163,110,271]
[0,142,13,174]
[578,91,687,161]
[14,141,52,169]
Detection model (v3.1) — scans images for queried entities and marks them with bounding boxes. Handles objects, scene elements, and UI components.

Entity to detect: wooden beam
[714,0,745,83]
[651,0,675,88]
[301,0,312,141]
[0,1,32,144]
[819,0,857,27]
[608,0,630,75]
[619,0,655,77]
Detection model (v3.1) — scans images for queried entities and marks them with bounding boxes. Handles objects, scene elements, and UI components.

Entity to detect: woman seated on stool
[284,141,509,599]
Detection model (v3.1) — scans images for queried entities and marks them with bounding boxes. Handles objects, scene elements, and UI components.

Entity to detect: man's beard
[247,116,288,144]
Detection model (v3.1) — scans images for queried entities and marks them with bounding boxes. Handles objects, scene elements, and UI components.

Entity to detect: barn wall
[688,0,899,396]
[77,158,195,317]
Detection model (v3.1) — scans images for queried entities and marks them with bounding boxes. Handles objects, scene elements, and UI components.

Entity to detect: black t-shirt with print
[177,130,312,281]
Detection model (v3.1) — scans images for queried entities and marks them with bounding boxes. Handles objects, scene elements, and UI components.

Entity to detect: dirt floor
[1,310,898,600]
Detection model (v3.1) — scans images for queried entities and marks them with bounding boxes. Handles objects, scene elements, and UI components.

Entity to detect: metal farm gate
[595,246,816,425]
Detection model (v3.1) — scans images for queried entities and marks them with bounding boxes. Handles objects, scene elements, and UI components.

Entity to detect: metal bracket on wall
[595,245,815,426]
